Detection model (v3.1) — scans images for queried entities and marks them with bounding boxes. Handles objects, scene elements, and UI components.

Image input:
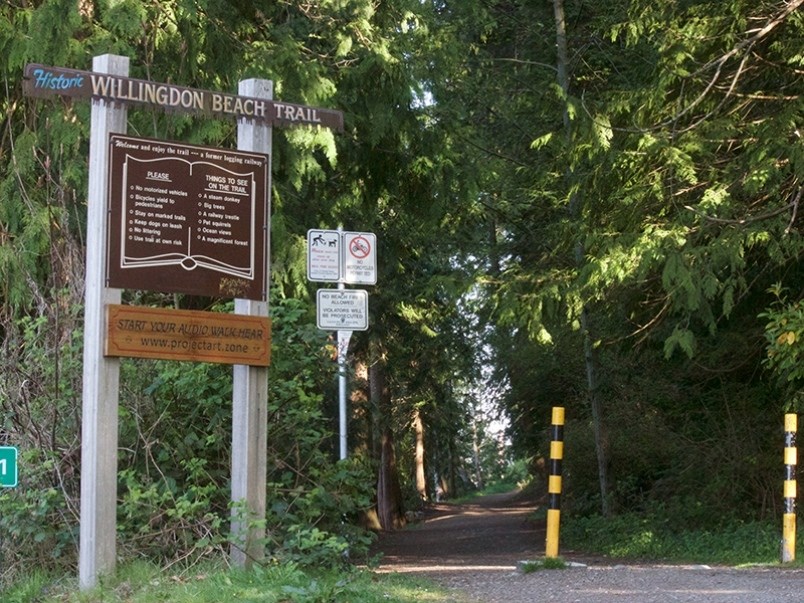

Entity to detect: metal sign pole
[336,227,348,460]
[337,329,352,460]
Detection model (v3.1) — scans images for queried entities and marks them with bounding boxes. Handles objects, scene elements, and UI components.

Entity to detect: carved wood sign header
[23,63,344,131]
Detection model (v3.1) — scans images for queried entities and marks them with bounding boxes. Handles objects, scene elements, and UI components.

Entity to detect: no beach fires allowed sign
[316,289,369,331]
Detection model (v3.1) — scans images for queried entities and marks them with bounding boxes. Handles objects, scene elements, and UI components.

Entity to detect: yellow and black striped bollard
[782,413,797,563]
[545,406,564,558]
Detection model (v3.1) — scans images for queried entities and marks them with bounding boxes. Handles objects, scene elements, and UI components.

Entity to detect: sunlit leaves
[102,0,147,38]
[592,114,613,150]
[663,324,695,359]
[761,289,804,405]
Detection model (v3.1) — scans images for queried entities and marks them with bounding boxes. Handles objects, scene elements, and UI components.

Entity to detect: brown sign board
[107,134,269,300]
[105,304,270,366]
[23,63,344,131]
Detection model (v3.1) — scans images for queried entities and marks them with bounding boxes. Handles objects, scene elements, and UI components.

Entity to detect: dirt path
[373,490,543,574]
[371,490,804,603]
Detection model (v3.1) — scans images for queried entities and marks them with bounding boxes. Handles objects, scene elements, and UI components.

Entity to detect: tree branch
[665,0,804,128]
[784,186,802,235]
[684,195,798,227]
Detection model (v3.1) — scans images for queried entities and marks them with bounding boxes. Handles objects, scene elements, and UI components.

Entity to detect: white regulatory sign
[307,229,377,285]
[307,229,341,282]
[342,231,377,285]
[317,289,369,331]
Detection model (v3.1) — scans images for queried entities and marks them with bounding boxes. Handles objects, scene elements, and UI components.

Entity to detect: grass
[447,480,527,504]
[562,513,804,567]
[519,557,568,573]
[0,560,455,603]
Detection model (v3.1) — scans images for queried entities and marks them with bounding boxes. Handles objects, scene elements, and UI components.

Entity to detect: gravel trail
[371,491,804,602]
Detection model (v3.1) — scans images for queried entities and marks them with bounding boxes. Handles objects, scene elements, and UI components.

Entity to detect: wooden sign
[23,63,344,131]
[106,135,269,300]
[105,304,270,366]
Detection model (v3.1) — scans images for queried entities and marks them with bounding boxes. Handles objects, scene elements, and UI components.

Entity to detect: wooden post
[79,54,128,589]
[230,78,272,567]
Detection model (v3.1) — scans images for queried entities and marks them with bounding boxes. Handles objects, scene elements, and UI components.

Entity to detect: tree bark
[553,0,610,516]
[471,420,485,490]
[413,408,428,501]
[371,339,405,529]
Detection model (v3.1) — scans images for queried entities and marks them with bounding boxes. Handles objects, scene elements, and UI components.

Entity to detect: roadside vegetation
[1,561,452,603]
[563,514,803,567]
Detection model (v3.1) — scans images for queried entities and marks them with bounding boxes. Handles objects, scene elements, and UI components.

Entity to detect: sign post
[79,53,128,590]
[307,229,341,282]
[23,63,343,131]
[307,229,376,285]
[337,330,353,460]
[105,304,270,366]
[230,77,272,568]
[342,231,377,285]
[106,136,269,299]
[308,229,376,460]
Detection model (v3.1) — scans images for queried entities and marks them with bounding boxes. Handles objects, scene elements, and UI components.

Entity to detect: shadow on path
[371,490,545,578]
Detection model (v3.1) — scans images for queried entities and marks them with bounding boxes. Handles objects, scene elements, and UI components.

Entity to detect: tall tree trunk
[371,339,405,529]
[377,426,405,529]
[553,0,610,516]
[471,420,484,490]
[413,407,428,501]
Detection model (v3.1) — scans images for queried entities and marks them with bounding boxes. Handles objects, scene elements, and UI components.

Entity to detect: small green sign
[0,446,18,488]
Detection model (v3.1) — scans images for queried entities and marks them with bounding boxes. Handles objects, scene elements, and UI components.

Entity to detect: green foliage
[116,460,226,562]
[519,557,567,573]
[454,0,804,527]
[761,287,804,408]
[113,349,234,563]
[573,0,804,355]
[2,0,466,575]
[0,568,55,603]
[102,0,148,40]
[262,299,376,566]
[3,0,802,584]
[0,306,83,582]
[0,296,375,579]
[112,297,376,568]
[1,561,450,603]
[563,513,788,565]
[0,483,74,571]
[265,457,376,568]
[542,323,781,522]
